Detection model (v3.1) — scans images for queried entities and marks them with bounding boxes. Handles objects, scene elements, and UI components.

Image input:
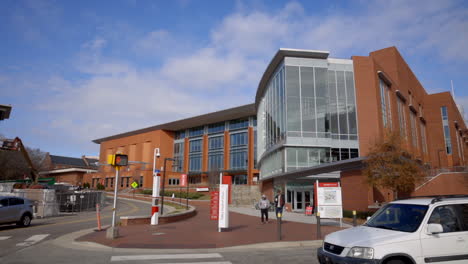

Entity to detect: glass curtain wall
[189,139,202,171]
[173,141,184,172]
[230,132,248,170]
[208,136,224,170]
[258,59,359,179]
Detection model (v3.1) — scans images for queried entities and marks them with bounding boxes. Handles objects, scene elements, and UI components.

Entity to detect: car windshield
[365,203,428,232]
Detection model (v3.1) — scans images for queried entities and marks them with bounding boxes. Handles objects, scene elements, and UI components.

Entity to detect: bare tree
[364,130,425,199]
[0,134,48,181]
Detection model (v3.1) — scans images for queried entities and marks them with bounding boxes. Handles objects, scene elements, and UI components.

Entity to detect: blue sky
[1,0,467,158]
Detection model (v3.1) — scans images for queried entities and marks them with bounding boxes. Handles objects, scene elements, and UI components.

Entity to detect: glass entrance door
[292,190,313,212]
[295,191,303,211]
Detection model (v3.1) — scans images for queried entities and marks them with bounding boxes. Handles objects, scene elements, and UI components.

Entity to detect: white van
[317,196,468,264]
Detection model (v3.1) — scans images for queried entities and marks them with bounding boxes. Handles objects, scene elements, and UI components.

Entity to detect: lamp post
[151,148,160,225]
[161,157,175,215]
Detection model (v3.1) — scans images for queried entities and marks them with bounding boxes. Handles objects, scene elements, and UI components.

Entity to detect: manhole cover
[152,232,165,236]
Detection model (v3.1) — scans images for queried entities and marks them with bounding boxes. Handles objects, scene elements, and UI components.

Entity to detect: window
[8,198,24,206]
[233,175,247,185]
[208,136,224,170]
[230,132,248,170]
[428,204,468,233]
[169,178,180,185]
[410,112,418,149]
[173,142,184,172]
[189,175,201,184]
[189,139,202,171]
[189,126,204,137]
[420,122,427,154]
[379,79,392,129]
[441,106,452,154]
[229,118,249,130]
[139,176,143,187]
[397,97,407,139]
[175,130,186,140]
[208,122,225,134]
[0,198,8,207]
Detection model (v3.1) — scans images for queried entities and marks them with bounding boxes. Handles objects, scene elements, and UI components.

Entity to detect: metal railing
[56,191,105,212]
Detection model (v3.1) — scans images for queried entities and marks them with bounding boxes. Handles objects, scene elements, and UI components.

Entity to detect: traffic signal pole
[107,166,120,239]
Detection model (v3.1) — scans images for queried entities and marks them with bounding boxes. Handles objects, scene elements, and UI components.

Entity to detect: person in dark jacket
[274,190,285,218]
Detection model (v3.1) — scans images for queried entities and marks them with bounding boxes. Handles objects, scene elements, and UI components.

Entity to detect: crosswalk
[0,234,49,246]
[110,253,232,264]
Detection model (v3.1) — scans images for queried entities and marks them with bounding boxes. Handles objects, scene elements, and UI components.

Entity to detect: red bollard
[96,204,102,231]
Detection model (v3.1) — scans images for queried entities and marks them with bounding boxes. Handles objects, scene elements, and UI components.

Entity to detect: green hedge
[342,210,375,219]
[139,189,203,199]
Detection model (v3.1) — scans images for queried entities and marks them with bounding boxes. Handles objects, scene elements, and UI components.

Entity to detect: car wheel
[386,259,406,264]
[17,214,32,227]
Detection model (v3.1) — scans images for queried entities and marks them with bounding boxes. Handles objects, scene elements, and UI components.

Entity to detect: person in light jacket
[258,194,270,224]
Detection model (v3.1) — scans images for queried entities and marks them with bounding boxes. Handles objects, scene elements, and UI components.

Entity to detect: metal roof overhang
[93,103,255,144]
[260,157,365,182]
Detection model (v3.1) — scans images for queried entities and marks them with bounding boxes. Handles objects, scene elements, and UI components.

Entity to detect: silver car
[0,196,34,227]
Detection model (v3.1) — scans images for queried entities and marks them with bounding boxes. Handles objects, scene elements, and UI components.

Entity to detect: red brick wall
[412,172,468,196]
[341,170,373,212]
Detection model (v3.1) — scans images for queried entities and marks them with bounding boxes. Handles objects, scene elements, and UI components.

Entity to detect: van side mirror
[427,223,443,234]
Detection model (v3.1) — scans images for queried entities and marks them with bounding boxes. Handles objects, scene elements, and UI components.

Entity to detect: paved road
[0,197,322,264]
[0,197,150,260]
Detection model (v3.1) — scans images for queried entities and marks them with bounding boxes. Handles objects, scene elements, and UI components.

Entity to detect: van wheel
[17,214,32,227]
[385,259,406,264]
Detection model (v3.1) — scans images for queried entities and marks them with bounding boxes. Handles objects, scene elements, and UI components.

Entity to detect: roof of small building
[50,155,98,169]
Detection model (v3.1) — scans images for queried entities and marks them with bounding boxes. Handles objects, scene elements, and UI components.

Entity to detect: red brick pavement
[78,199,345,249]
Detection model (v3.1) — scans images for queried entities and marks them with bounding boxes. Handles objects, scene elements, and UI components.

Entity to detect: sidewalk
[77,197,347,249]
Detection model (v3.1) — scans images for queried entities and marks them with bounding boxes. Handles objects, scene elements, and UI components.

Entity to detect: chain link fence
[55,191,105,212]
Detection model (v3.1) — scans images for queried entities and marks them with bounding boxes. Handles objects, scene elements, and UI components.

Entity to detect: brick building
[85,47,468,212]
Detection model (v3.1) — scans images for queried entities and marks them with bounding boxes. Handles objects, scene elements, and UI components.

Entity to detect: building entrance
[286,183,314,212]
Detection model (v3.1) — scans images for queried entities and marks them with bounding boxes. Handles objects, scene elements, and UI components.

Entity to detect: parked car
[318,195,468,264]
[0,196,34,227]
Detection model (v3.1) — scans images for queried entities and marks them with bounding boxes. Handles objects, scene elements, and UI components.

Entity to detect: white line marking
[0,236,11,241]
[111,253,223,262]
[16,234,50,246]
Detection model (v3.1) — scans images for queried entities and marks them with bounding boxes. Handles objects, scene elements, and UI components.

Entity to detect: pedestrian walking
[258,194,270,224]
[274,190,285,218]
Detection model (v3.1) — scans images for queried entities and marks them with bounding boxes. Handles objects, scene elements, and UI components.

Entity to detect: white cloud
[22,0,468,155]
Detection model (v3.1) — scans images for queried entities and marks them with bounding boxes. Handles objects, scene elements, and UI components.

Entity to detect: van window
[429,204,468,233]
[0,198,8,207]
[366,203,428,232]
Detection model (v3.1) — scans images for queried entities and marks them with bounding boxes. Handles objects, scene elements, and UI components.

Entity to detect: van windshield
[365,203,428,232]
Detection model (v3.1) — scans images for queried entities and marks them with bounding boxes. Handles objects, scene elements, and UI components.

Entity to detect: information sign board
[317,184,343,219]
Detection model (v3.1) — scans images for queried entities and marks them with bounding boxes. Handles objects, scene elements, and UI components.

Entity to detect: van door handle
[456,237,465,242]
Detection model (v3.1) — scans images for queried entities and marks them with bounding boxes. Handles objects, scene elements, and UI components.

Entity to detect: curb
[52,226,324,253]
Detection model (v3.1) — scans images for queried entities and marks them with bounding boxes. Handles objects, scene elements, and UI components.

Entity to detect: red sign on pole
[210,191,219,220]
[180,174,187,187]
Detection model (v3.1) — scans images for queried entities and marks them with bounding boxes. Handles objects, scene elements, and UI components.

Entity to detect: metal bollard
[316,211,321,239]
[277,212,282,240]
[96,204,102,231]
[353,210,357,227]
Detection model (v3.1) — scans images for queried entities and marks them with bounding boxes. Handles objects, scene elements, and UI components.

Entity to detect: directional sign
[154,169,160,173]
[131,181,139,189]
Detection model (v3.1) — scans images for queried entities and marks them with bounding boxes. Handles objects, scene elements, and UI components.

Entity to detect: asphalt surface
[0,197,150,260]
[0,197,324,264]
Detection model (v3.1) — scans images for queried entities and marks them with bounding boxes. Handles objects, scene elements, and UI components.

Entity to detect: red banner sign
[210,191,219,220]
[180,174,187,187]
[318,182,339,187]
